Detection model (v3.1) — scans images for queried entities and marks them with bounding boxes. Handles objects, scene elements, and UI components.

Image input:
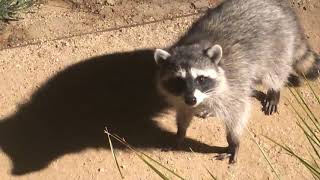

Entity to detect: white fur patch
[190,68,217,79]
[177,69,187,78]
[154,49,171,64]
[193,89,208,107]
[215,67,228,93]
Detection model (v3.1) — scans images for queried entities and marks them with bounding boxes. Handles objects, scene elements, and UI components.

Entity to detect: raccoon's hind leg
[175,108,194,146]
[287,73,302,87]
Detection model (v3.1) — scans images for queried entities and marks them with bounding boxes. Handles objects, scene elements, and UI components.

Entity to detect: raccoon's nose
[185,96,197,106]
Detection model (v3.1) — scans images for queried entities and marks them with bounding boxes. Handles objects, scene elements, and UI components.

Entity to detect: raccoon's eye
[196,76,209,84]
[162,77,186,95]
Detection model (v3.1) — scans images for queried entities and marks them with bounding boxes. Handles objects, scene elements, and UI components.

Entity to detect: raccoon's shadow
[0,49,225,175]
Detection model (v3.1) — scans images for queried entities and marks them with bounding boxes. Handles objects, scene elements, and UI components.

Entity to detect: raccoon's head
[154,44,227,108]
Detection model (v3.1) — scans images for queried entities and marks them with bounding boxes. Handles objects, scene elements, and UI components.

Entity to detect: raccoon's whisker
[204,89,214,93]
[204,89,214,94]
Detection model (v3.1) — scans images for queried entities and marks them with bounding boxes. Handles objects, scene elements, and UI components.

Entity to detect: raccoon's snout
[184,89,209,107]
[184,95,197,106]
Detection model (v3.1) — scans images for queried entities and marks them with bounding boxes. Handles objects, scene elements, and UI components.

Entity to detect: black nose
[185,96,197,106]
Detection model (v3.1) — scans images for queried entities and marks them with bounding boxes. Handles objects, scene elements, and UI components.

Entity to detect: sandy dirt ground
[0,0,320,179]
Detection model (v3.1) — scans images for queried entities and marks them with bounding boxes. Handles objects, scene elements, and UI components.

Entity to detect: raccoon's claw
[263,100,278,115]
[195,110,213,119]
[262,89,280,115]
[214,145,238,164]
[173,132,186,149]
[161,135,185,152]
[227,144,238,164]
[161,147,174,152]
[214,153,231,161]
[214,153,237,164]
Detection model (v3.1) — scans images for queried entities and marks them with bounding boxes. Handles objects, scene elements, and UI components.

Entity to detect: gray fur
[154,0,319,163]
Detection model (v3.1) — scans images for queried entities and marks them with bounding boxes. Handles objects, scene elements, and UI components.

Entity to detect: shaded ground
[0,0,320,179]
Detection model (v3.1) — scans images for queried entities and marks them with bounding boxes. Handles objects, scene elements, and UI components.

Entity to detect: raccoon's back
[176,0,300,85]
[176,0,298,51]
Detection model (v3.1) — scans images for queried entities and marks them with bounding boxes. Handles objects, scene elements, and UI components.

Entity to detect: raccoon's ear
[154,49,171,65]
[206,44,223,65]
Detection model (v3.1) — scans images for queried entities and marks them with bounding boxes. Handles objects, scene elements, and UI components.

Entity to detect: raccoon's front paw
[263,99,278,115]
[195,110,213,119]
[227,143,238,164]
[262,89,280,115]
[161,136,184,152]
[214,145,238,164]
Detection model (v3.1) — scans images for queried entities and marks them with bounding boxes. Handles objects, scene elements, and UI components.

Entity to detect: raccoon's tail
[289,50,320,86]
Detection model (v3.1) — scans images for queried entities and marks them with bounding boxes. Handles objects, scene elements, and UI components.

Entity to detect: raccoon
[154,0,320,163]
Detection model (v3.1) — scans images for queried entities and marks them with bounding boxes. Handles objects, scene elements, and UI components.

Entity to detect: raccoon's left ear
[206,44,223,65]
[154,49,171,65]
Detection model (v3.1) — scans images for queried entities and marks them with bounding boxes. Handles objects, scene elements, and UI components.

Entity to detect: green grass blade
[297,118,320,146]
[308,150,320,170]
[265,136,320,178]
[286,94,320,133]
[0,0,33,21]
[104,128,185,180]
[311,174,318,180]
[189,148,217,180]
[252,139,281,180]
[288,88,311,117]
[297,157,320,179]
[288,88,315,122]
[304,76,320,106]
[286,96,308,124]
[105,127,124,179]
[292,87,319,123]
[284,77,320,178]
[139,151,186,180]
[105,130,170,179]
[297,122,320,149]
[140,157,170,180]
[246,129,281,180]
[204,167,217,180]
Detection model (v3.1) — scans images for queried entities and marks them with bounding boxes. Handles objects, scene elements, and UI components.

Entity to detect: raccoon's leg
[226,102,250,163]
[175,108,194,146]
[226,130,240,164]
[262,64,290,115]
[216,101,250,163]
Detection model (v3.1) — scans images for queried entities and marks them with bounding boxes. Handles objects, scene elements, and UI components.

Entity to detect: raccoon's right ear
[154,49,171,65]
[206,44,223,65]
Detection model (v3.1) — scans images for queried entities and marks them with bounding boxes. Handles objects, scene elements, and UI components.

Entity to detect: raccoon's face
[154,44,226,107]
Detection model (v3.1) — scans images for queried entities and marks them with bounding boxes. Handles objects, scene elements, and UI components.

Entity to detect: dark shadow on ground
[0,49,226,175]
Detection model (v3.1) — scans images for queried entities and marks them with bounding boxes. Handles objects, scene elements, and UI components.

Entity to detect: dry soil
[0,0,320,179]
